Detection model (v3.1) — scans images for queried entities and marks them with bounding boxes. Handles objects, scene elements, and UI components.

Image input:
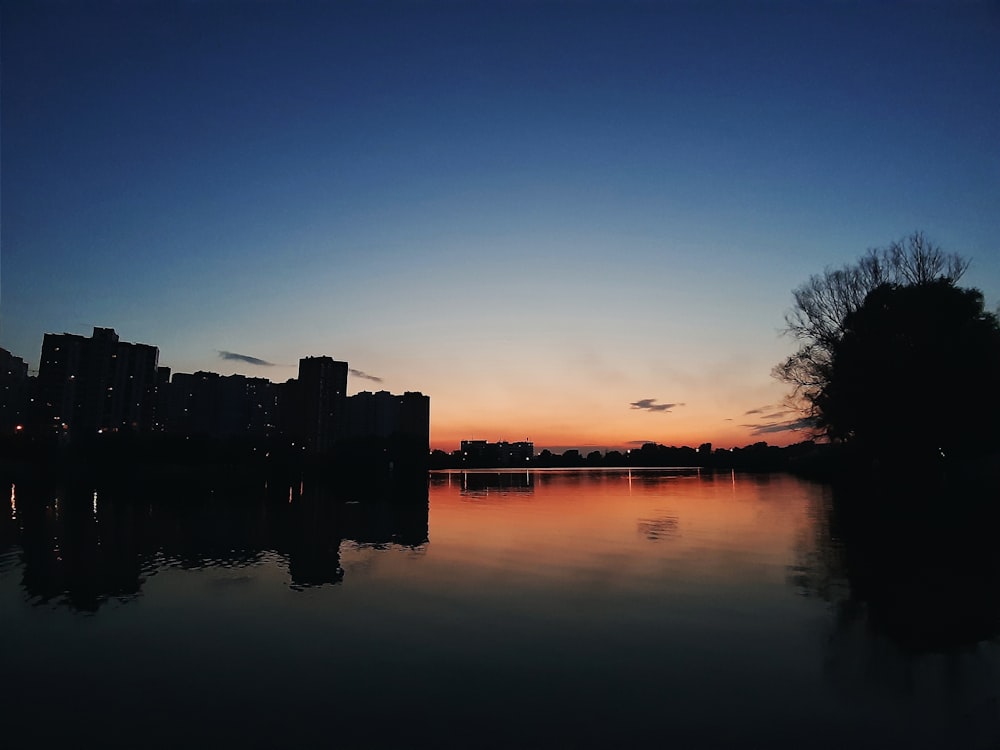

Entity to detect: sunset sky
[3,1,998,452]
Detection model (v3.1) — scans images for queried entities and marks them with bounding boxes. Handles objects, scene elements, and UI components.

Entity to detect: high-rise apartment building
[24,326,430,461]
[347,390,430,450]
[159,371,277,438]
[297,356,348,454]
[0,347,30,434]
[398,391,430,452]
[36,327,159,435]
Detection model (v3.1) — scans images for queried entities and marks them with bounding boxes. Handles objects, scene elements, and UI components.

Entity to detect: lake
[1,468,998,748]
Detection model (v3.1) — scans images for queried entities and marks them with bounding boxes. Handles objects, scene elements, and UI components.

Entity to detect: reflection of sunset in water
[423,469,822,592]
[3,470,998,749]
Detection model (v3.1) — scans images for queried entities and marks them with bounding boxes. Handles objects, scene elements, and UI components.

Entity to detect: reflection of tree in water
[6,474,429,610]
[796,481,1000,650]
[792,479,1000,746]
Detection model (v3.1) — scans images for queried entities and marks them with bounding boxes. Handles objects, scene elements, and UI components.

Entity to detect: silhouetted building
[398,391,431,452]
[159,371,277,438]
[275,377,301,444]
[22,325,429,463]
[297,356,348,454]
[347,390,430,449]
[346,390,395,439]
[35,327,159,436]
[460,439,533,468]
[0,347,31,434]
[461,439,490,465]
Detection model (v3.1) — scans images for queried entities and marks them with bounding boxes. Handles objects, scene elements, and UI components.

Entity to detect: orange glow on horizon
[417,360,805,452]
[429,418,807,453]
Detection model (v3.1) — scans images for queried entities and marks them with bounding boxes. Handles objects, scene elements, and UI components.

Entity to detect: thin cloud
[746,418,816,435]
[350,368,383,383]
[219,350,274,367]
[743,405,773,416]
[630,399,684,413]
[762,410,792,420]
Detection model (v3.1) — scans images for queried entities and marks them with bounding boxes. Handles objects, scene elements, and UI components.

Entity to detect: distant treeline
[431,440,835,474]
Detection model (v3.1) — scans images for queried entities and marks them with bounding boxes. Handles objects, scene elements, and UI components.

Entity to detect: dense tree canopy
[776,233,1000,463]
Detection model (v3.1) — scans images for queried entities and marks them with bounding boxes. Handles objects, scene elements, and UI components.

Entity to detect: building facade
[296,356,348,454]
[0,347,30,435]
[35,327,159,436]
[158,371,277,439]
[347,390,430,446]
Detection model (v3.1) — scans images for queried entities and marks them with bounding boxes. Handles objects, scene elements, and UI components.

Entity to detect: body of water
[1,469,997,748]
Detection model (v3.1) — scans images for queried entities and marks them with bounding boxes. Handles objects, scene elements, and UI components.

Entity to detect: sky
[2,1,999,452]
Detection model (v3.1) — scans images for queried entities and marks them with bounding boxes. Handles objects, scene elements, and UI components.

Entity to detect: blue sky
[3,1,998,449]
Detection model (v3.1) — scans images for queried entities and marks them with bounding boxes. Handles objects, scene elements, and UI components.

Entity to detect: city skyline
[3,2,999,452]
[12,325,430,458]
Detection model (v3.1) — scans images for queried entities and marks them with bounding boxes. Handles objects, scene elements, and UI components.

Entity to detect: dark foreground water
[1,469,998,749]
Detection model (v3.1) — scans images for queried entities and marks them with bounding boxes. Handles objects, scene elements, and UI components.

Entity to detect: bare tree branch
[775,232,971,437]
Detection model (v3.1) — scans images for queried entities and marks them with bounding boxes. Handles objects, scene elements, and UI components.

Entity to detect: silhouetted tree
[604,450,625,465]
[819,280,1000,462]
[775,232,968,421]
[775,233,1000,464]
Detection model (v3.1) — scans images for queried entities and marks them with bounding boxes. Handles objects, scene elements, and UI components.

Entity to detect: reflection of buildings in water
[636,515,679,542]
[284,486,346,590]
[438,467,707,498]
[5,477,430,609]
[13,484,146,612]
[287,544,344,590]
[338,499,430,549]
[458,471,535,497]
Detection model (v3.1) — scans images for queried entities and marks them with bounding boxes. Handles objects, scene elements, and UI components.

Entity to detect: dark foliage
[818,280,1000,462]
[776,232,1000,466]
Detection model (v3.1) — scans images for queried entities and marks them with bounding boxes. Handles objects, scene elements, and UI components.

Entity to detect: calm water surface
[1,469,997,748]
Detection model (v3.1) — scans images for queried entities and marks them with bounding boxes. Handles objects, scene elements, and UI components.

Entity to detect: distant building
[35,327,159,436]
[502,441,534,465]
[460,439,534,468]
[460,439,491,465]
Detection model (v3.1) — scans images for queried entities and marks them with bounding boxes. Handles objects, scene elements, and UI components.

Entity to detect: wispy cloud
[762,410,792,420]
[219,350,274,367]
[350,368,383,383]
[743,404,773,416]
[630,399,684,413]
[746,418,815,435]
